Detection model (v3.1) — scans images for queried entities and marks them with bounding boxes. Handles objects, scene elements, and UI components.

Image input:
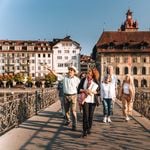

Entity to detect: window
[123,57,128,63]
[142,67,146,75]
[58,63,63,67]
[2,46,9,50]
[38,66,41,70]
[15,46,22,50]
[64,50,69,53]
[133,67,137,75]
[141,57,147,63]
[72,56,76,59]
[38,54,40,57]
[115,57,120,63]
[43,54,45,57]
[124,67,128,74]
[57,56,62,59]
[115,67,120,75]
[64,56,68,59]
[58,50,61,53]
[132,57,137,63]
[64,63,69,67]
[106,57,111,63]
[134,79,138,88]
[141,79,147,87]
[48,54,51,57]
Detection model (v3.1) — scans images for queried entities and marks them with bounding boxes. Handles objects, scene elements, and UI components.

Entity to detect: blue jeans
[102,98,113,116]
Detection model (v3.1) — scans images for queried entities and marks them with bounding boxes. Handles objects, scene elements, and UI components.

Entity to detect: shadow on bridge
[0,100,150,150]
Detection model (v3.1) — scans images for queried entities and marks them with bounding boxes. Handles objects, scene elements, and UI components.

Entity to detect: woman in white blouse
[78,68,99,138]
[101,74,115,123]
[119,74,135,121]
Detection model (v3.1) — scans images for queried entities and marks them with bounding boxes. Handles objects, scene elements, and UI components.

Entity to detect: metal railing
[0,88,59,135]
[134,89,150,119]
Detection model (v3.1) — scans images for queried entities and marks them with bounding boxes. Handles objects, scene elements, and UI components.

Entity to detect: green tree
[14,73,24,84]
[45,72,57,87]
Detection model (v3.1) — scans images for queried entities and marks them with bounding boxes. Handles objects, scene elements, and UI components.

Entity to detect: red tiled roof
[96,31,150,47]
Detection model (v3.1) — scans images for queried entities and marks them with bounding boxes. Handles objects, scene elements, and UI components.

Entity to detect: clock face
[128,15,132,19]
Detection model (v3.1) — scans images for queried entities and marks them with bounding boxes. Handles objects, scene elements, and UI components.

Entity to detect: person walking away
[78,68,99,138]
[101,74,115,123]
[119,74,135,121]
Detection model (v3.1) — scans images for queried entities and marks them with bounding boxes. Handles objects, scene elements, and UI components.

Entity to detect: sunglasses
[69,68,74,71]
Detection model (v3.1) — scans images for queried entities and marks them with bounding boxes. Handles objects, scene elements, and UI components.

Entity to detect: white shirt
[56,74,80,94]
[83,78,98,103]
[101,82,115,99]
[63,76,80,94]
[123,83,130,94]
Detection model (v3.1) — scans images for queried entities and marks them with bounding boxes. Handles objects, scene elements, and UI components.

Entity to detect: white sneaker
[125,116,130,121]
[103,116,107,123]
[107,117,112,123]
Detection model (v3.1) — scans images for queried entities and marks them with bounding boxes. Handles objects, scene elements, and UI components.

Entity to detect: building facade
[80,55,94,73]
[0,36,81,79]
[92,9,150,88]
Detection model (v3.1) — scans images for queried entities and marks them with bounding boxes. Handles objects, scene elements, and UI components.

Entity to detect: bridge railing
[0,88,59,136]
[134,89,150,120]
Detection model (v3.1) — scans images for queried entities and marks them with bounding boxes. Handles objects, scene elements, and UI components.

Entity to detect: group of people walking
[50,64,135,138]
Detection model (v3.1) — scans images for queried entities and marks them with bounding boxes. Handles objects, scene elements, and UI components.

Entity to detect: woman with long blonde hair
[119,74,135,121]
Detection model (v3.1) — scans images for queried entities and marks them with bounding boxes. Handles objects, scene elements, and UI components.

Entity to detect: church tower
[119,9,138,32]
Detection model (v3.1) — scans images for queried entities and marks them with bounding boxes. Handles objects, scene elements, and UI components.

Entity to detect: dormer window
[109,42,115,49]
[123,43,129,49]
[141,45,145,49]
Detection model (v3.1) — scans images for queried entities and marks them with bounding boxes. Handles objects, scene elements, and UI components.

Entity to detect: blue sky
[0,0,150,55]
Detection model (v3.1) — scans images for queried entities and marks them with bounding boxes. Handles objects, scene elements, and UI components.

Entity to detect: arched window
[133,67,137,75]
[124,67,128,74]
[115,67,120,75]
[141,79,147,87]
[134,79,138,87]
[142,67,146,75]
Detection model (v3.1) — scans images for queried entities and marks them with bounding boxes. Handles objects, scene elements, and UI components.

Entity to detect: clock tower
[119,9,138,32]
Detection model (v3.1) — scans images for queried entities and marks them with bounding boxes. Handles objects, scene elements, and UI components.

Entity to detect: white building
[0,36,81,79]
[52,36,81,74]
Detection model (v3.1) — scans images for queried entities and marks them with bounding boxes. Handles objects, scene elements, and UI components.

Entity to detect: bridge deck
[0,100,150,150]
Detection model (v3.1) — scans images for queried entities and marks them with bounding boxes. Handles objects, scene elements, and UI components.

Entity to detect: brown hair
[92,67,100,83]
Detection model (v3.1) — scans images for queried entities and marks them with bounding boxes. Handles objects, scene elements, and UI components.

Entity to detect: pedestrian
[57,81,65,118]
[78,67,99,138]
[101,74,115,123]
[63,66,80,131]
[119,74,135,121]
[106,65,118,112]
[47,66,80,131]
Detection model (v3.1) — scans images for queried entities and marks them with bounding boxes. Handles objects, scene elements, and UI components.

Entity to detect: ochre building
[92,9,150,88]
